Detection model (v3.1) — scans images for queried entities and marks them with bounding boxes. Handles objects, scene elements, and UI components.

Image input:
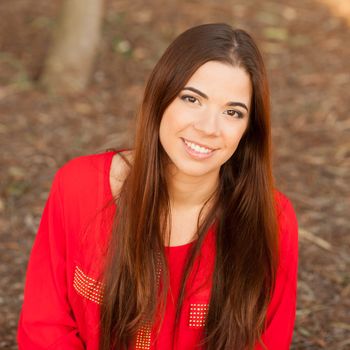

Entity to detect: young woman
[17,23,298,350]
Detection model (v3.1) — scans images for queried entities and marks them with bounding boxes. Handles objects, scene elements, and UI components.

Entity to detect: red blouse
[17,151,298,350]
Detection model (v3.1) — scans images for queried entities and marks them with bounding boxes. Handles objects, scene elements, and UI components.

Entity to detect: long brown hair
[100,23,279,350]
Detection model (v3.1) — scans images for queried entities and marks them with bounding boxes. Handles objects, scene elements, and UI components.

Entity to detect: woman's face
[159,60,252,179]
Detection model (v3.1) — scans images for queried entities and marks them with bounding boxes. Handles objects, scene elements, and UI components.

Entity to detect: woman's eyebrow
[182,86,249,112]
[226,101,248,111]
[182,86,208,99]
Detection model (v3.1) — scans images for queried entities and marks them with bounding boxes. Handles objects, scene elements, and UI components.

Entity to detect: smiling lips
[182,138,216,158]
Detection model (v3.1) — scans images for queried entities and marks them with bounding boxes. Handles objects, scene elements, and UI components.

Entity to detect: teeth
[184,139,212,154]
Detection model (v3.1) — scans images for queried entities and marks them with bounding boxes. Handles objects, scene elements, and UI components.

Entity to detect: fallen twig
[299,228,332,251]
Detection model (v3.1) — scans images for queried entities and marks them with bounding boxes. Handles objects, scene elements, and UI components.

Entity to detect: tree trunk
[40,0,104,94]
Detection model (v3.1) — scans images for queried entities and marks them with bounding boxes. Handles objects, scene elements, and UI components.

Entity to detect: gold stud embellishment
[135,321,152,350]
[189,303,209,328]
[73,266,104,305]
[134,252,162,349]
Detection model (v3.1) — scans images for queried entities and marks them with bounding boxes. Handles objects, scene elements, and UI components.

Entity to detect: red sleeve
[17,169,85,349]
[255,194,299,350]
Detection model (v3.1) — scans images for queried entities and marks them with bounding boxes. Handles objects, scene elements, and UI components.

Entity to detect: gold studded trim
[73,265,104,305]
[135,321,152,349]
[134,252,162,349]
[73,255,162,349]
[189,303,209,328]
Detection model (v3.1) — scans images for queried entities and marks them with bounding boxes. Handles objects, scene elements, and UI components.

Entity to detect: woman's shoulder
[274,190,297,222]
[55,149,131,188]
[274,189,299,264]
[57,150,114,178]
[52,149,134,206]
[53,151,109,194]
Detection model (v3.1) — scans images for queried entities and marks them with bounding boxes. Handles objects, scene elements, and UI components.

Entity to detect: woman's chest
[67,218,216,350]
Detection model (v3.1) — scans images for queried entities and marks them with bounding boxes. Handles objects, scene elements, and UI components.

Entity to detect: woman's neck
[166,167,219,209]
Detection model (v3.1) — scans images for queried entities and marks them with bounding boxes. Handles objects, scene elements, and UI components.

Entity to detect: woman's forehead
[184,61,252,105]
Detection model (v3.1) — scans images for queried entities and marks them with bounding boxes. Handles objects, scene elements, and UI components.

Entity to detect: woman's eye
[224,109,243,119]
[181,95,199,104]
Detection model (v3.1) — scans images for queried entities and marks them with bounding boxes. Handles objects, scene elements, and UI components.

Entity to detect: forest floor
[0,0,349,349]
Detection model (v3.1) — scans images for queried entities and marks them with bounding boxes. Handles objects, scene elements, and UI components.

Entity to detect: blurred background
[0,0,349,349]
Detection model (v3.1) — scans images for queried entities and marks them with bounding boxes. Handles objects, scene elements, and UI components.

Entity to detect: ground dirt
[0,0,349,349]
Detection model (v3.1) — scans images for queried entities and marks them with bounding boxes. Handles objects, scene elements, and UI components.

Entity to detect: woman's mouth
[181,138,216,159]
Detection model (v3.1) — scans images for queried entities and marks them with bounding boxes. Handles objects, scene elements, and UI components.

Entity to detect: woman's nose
[193,108,220,136]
